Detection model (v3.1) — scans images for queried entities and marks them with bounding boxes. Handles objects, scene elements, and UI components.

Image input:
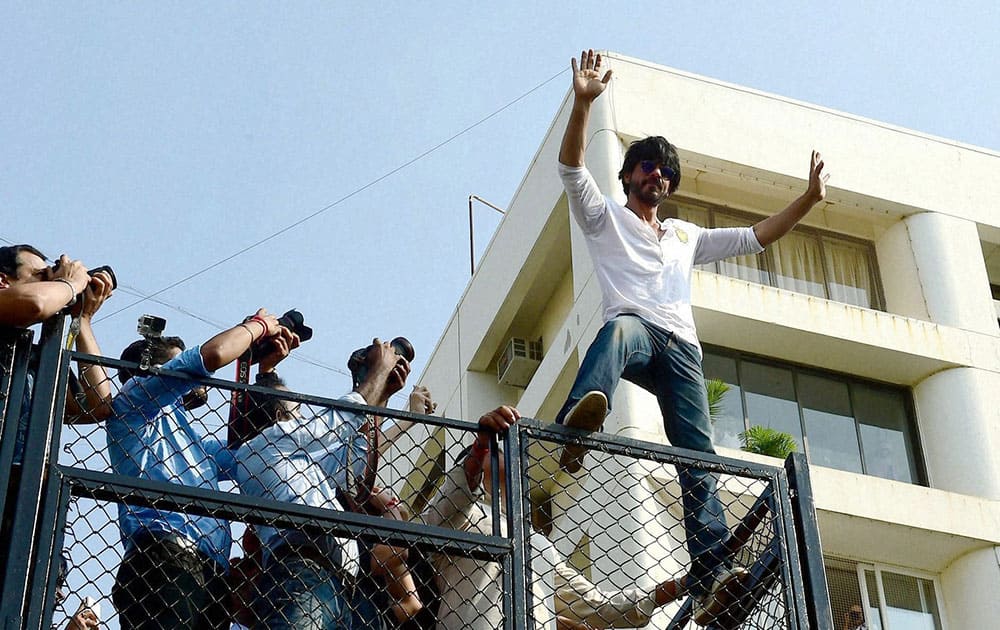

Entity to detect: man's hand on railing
[464,405,520,492]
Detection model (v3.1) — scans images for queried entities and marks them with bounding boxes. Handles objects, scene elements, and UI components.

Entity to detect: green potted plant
[739,425,798,459]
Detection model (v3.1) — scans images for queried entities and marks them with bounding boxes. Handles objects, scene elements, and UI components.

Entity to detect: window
[666,198,884,310]
[703,348,925,484]
[826,558,944,630]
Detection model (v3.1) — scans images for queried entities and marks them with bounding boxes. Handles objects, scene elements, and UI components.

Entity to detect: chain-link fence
[1,316,831,630]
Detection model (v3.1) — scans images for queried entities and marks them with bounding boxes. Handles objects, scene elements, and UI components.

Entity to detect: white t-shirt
[559,163,764,352]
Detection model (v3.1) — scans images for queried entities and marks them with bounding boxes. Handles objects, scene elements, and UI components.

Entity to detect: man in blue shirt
[107,309,287,630]
[235,337,411,630]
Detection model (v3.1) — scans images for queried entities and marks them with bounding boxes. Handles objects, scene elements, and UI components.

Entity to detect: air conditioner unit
[497,337,542,388]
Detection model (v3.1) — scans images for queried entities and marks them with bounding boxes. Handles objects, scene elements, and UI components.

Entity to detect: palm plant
[705,378,730,425]
[739,425,798,459]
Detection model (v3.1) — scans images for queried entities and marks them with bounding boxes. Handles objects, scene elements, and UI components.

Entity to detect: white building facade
[387,52,1000,629]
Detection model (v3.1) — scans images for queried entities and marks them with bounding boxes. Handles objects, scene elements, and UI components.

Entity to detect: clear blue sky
[3,2,999,624]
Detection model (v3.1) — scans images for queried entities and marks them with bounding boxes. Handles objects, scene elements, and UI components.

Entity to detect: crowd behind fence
[0,315,832,630]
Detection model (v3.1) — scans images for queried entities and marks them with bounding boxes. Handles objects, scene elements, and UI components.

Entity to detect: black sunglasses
[639,160,676,180]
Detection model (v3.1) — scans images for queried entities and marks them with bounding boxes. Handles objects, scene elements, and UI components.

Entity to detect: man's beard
[633,180,669,207]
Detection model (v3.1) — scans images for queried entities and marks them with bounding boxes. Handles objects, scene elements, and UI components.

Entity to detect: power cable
[116,285,352,378]
[93,66,567,324]
[115,284,409,404]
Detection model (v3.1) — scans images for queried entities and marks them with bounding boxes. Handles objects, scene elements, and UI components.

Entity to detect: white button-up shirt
[559,163,764,353]
[235,391,370,574]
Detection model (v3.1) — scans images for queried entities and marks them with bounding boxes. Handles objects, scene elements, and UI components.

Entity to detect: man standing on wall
[553,49,828,625]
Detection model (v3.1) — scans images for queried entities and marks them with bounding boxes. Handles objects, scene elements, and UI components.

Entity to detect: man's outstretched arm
[200,309,281,372]
[558,49,612,168]
[753,151,829,247]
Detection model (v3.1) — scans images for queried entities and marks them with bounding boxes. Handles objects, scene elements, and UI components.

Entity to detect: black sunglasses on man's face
[639,160,676,180]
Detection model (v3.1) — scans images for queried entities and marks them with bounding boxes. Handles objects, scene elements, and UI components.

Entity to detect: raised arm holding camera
[0,246,91,327]
[0,244,115,455]
[234,336,413,630]
[107,309,287,630]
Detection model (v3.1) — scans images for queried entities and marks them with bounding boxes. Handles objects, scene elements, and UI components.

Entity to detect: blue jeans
[555,314,730,597]
[256,554,355,629]
[112,535,229,630]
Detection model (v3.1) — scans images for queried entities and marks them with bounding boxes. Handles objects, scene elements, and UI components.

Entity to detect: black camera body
[51,260,118,292]
[252,309,313,359]
[348,337,414,386]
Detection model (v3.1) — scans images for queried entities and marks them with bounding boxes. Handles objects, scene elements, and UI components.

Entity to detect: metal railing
[0,314,832,629]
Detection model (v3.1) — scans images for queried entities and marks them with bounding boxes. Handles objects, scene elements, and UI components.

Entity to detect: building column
[940,547,1000,629]
[913,367,1000,499]
[900,212,997,334]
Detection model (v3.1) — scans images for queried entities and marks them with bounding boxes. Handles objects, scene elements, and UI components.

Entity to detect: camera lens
[390,337,414,362]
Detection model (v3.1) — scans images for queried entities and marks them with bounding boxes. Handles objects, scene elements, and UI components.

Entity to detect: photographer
[0,245,116,444]
[234,337,411,629]
[106,309,287,630]
[0,245,114,573]
[0,245,92,327]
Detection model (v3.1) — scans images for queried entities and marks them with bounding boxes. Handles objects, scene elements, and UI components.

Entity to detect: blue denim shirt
[107,346,234,568]
[235,391,369,570]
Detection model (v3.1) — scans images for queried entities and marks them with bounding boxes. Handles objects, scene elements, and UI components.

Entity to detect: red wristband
[249,315,268,337]
[471,439,489,457]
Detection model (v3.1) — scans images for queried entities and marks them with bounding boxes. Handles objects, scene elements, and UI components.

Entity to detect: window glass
[714,212,767,284]
[768,231,827,298]
[882,572,942,630]
[798,374,863,473]
[824,238,876,308]
[825,559,868,630]
[703,353,744,449]
[864,570,885,630]
[854,385,918,483]
[669,200,707,226]
[740,362,803,449]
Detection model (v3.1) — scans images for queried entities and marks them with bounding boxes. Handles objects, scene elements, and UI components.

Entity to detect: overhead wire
[93,66,568,325]
[3,64,569,405]
[116,284,354,379]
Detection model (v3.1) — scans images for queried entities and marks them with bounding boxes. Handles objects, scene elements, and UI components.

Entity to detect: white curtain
[823,239,874,308]
[714,212,765,283]
[768,232,827,298]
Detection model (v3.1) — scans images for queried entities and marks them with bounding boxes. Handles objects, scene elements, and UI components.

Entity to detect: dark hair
[117,336,186,384]
[618,136,681,196]
[0,244,47,278]
[242,371,290,434]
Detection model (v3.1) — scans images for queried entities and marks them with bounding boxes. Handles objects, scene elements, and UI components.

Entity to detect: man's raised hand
[572,49,612,103]
[806,150,829,204]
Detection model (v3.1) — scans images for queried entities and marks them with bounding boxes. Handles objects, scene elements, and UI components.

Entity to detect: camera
[348,337,414,386]
[253,309,313,360]
[136,314,167,371]
[137,314,166,339]
[52,260,118,291]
